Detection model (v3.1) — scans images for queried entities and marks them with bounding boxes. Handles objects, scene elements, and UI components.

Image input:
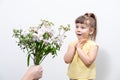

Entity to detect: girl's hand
[64,41,77,64]
[76,39,87,49]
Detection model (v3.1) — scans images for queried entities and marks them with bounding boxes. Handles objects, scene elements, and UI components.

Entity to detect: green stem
[39,55,47,64]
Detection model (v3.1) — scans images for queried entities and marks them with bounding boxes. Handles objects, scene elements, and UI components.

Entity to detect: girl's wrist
[76,46,82,52]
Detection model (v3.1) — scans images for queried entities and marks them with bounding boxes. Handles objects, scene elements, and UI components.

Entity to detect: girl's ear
[89,28,94,35]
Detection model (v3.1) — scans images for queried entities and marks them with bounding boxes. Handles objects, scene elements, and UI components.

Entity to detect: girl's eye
[76,26,79,28]
[81,26,85,29]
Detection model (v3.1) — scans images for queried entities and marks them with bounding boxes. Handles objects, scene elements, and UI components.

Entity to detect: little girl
[64,13,99,80]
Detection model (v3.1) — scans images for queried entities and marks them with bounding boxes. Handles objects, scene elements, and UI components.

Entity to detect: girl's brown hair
[75,13,97,40]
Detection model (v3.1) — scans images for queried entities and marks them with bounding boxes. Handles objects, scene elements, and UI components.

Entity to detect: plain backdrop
[0,0,120,80]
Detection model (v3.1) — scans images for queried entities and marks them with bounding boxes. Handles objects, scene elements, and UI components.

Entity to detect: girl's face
[75,23,93,40]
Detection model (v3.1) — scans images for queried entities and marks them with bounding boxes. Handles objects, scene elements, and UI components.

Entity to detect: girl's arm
[64,42,76,64]
[76,42,99,67]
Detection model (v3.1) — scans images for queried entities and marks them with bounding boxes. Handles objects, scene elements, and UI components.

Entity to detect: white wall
[0,0,120,80]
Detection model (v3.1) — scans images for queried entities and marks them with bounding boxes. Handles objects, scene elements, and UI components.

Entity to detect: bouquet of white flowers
[13,20,70,66]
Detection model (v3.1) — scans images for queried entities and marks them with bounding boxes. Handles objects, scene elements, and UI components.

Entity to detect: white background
[0,0,120,80]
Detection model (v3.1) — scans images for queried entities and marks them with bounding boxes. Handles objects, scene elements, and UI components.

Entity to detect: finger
[80,39,87,44]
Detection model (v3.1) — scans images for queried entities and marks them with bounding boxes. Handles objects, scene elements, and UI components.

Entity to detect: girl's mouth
[77,34,82,36]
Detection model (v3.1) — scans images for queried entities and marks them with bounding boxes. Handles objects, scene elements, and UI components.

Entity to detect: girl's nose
[77,28,81,32]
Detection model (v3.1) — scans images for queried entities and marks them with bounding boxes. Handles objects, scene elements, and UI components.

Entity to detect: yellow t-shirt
[67,40,98,79]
